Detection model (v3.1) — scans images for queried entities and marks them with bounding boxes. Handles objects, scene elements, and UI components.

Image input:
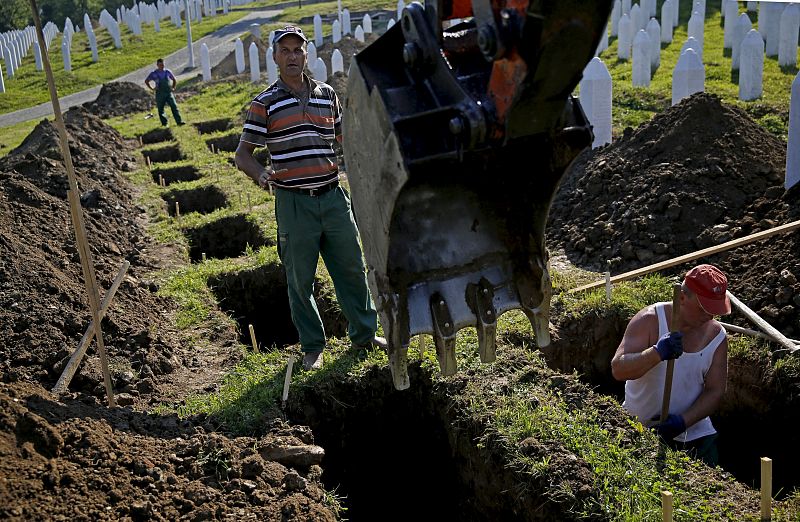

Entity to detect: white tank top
[622,303,726,442]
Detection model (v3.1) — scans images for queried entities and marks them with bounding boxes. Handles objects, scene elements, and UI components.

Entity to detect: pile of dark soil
[83,81,154,119]
[548,92,799,335]
[0,107,334,519]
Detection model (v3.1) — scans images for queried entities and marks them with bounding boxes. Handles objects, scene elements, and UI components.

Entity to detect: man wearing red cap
[611,264,731,465]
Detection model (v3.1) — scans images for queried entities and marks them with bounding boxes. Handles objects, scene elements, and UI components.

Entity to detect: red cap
[684,264,731,316]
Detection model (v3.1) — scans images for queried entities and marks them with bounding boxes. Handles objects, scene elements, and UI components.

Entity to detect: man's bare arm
[611,308,661,381]
[235,141,270,188]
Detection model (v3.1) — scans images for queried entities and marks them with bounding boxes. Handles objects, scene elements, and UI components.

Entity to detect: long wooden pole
[727,291,798,352]
[571,220,800,294]
[53,261,130,394]
[661,284,681,422]
[30,0,115,406]
[720,322,800,346]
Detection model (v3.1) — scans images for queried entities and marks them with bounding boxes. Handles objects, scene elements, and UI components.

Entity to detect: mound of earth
[548,93,799,334]
[84,82,154,119]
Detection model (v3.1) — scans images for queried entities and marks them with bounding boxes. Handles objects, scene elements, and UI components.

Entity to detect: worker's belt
[278,180,339,197]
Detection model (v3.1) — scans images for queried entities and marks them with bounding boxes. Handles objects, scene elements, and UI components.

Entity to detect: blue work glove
[654,331,683,361]
[654,414,686,441]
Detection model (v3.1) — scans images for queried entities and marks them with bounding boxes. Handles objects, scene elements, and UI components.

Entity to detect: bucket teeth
[430,293,458,375]
[387,322,410,390]
[467,277,497,362]
[518,256,552,347]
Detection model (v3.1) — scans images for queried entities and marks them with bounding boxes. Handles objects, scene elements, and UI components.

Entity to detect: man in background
[144,58,185,127]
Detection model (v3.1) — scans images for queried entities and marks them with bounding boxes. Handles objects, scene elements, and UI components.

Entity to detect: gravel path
[0,7,281,128]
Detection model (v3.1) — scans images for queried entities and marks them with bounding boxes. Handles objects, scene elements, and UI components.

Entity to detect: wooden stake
[248,324,259,352]
[571,219,800,294]
[281,355,295,406]
[146,155,152,170]
[761,457,772,521]
[139,136,143,146]
[202,252,207,262]
[159,174,165,187]
[661,491,673,522]
[211,143,216,154]
[418,334,427,358]
[604,267,612,306]
[661,284,682,423]
[53,260,130,394]
[175,201,181,219]
[29,0,114,407]
[728,291,798,353]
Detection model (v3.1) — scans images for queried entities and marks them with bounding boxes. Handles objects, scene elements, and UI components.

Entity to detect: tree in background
[0,0,30,33]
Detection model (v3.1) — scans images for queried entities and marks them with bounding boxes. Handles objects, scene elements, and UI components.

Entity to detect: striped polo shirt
[240,75,342,190]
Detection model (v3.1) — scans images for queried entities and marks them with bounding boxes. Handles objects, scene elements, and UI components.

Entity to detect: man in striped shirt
[235,25,385,371]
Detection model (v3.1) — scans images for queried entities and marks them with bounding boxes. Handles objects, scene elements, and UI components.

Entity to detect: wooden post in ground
[53,260,130,394]
[175,201,181,220]
[211,143,216,154]
[661,284,682,422]
[661,491,673,522]
[159,174,165,187]
[281,355,296,407]
[761,457,772,521]
[29,0,115,407]
[604,262,612,306]
[139,136,143,146]
[728,292,798,352]
[202,252,207,262]
[418,334,427,358]
[146,155,152,171]
[248,324,259,352]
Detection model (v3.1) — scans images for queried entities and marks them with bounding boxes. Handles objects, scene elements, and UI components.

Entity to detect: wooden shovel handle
[660,284,682,423]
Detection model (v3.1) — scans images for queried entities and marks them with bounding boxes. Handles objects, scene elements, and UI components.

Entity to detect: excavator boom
[344,0,613,389]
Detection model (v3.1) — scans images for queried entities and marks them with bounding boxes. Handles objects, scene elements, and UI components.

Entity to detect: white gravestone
[201,43,211,81]
[739,29,764,100]
[631,3,642,32]
[681,36,701,59]
[3,45,14,78]
[764,2,782,57]
[672,48,704,105]
[314,14,323,47]
[235,38,245,73]
[723,0,738,48]
[623,0,631,16]
[62,39,71,72]
[84,14,99,62]
[687,10,704,59]
[331,49,344,74]
[778,4,800,68]
[632,30,651,87]
[661,0,673,44]
[363,14,373,34]
[0,62,5,93]
[266,52,278,84]
[397,0,405,20]
[618,13,632,60]
[580,57,612,148]
[387,18,396,29]
[732,13,752,70]
[332,20,341,43]
[308,42,317,64]
[673,0,679,27]
[314,56,327,81]
[787,71,800,190]
[355,25,365,43]
[596,22,608,55]
[33,40,42,71]
[249,41,260,82]
[343,9,351,35]
[646,17,660,70]
[250,23,260,39]
[611,0,621,37]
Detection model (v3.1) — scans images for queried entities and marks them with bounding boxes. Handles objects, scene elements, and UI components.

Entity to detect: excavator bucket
[343,0,613,389]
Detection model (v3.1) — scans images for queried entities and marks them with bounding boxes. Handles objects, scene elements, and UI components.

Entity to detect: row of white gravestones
[240,41,351,85]
[610,0,678,39]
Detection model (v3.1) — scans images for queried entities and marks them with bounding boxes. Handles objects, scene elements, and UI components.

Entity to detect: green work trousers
[155,90,183,126]
[275,185,377,353]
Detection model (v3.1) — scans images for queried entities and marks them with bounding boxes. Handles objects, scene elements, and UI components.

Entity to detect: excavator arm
[344,0,613,389]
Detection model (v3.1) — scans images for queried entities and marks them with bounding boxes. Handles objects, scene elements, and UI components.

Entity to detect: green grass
[0,118,40,153]
[599,1,798,138]
[0,0,278,115]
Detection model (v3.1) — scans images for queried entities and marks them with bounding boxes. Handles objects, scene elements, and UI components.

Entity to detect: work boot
[302,351,323,371]
[351,336,388,352]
